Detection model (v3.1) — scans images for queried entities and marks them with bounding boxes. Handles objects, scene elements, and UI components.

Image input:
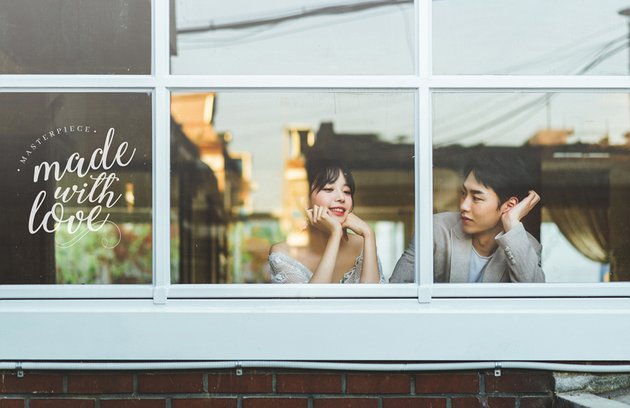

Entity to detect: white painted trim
[430,75,630,90]
[1,298,629,360]
[431,283,630,298]
[2,282,628,299]
[153,0,171,303]
[166,284,418,298]
[163,75,422,89]
[3,75,628,91]
[0,76,156,89]
[0,285,153,299]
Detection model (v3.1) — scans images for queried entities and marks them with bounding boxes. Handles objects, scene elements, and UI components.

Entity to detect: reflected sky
[209,92,415,213]
[433,93,630,147]
[172,0,415,74]
[171,1,630,210]
[433,0,629,75]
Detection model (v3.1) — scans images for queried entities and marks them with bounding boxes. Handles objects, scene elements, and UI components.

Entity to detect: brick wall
[0,369,554,408]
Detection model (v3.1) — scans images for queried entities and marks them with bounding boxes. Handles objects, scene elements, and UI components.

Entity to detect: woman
[269,160,383,283]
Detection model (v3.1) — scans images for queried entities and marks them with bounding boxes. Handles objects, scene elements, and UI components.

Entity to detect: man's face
[459,171,503,235]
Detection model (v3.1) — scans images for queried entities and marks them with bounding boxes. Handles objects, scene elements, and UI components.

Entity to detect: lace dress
[268,251,385,283]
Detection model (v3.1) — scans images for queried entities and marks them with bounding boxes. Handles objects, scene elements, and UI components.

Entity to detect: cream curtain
[545,170,609,263]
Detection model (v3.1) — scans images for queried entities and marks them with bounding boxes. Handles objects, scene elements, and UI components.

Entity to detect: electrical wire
[176,0,413,34]
[434,38,630,147]
[1,360,629,373]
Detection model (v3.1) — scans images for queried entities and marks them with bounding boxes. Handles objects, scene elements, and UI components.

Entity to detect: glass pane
[171,0,415,75]
[0,93,152,284]
[433,0,630,75]
[432,92,630,283]
[170,91,415,283]
[0,0,151,74]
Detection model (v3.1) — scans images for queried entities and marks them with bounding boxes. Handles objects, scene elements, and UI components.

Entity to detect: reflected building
[170,93,253,283]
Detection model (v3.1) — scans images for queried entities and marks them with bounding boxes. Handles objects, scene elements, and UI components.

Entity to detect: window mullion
[416,0,433,302]
[152,0,171,303]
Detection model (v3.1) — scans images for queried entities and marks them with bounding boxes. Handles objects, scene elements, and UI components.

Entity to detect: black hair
[306,159,355,204]
[463,150,535,207]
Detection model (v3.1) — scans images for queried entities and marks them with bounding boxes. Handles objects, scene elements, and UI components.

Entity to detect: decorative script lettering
[27,128,136,247]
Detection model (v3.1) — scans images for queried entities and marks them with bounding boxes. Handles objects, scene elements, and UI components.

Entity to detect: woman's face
[310,172,353,223]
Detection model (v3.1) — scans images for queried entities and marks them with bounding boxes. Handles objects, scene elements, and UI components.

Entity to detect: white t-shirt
[468,247,493,283]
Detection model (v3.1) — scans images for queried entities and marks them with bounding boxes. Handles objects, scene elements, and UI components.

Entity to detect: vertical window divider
[417,0,433,302]
[152,0,171,304]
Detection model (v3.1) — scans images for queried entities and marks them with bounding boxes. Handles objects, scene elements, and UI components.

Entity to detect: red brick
[68,374,134,394]
[487,398,516,408]
[243,398,308,408]
[0,374,63,394]
[520,397,552,408]
[138,373,203,393]
[207,373,272,393]
[101,400,165,408]
[313,398,379,408]
[172,399,237,408]
[451,397,481,408]
[415,373,479,394]
[346,374,410,394]
[30,400,95,408]
[277,374,342,393]
[452,397,515,408]
[383,397,446,408]
[0,400,24,408]
[485,371,553,393]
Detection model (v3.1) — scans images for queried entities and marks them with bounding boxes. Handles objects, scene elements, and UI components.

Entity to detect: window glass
[433,0,630,75]
[0,93,152,284]
[0,0,151,74]
[171,0,415,75]
[170,91,415,283]
[433,92,630,283]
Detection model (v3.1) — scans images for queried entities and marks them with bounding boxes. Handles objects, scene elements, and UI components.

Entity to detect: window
[170,91,414,284]
[0,0,151,74]
[1,0,630,362]
[433,92,630,284]
[0,93,152,285]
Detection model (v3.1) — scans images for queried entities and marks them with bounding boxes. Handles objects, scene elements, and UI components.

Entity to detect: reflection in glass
[433,92,630,283]
[171,0,414,75]
[0,93,152,284]
[433,0,630,75]
[170,92,415,283]
[0,0,151,74]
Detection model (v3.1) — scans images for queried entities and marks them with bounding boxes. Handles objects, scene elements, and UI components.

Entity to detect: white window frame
[1,0,630,362]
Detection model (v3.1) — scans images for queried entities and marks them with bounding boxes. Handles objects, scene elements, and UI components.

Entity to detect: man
[390,152,545,283]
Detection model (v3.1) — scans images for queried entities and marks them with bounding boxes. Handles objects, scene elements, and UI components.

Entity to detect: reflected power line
[177,0,412,34]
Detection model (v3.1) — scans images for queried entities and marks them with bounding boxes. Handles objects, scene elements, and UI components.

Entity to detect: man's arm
[497,190,545,282]
[389,236,415,283]
[495,222,545,283]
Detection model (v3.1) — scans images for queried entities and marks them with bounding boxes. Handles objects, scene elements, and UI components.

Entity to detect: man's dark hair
[463,149,535,206]
[306,159,355,203]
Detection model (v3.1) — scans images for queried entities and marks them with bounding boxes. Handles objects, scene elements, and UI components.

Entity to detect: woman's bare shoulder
[269,241,290,255]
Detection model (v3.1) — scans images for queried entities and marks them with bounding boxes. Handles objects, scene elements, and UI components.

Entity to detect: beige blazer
[389,212,545,283]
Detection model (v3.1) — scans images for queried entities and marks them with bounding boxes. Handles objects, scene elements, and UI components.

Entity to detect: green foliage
[55,223,152,284]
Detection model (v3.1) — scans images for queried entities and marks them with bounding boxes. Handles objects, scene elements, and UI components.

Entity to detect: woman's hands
[305,205,342,283]
[305,205,343,236]
[341,213,373,238]
[304,207,380,283]
[305,207,374,239]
